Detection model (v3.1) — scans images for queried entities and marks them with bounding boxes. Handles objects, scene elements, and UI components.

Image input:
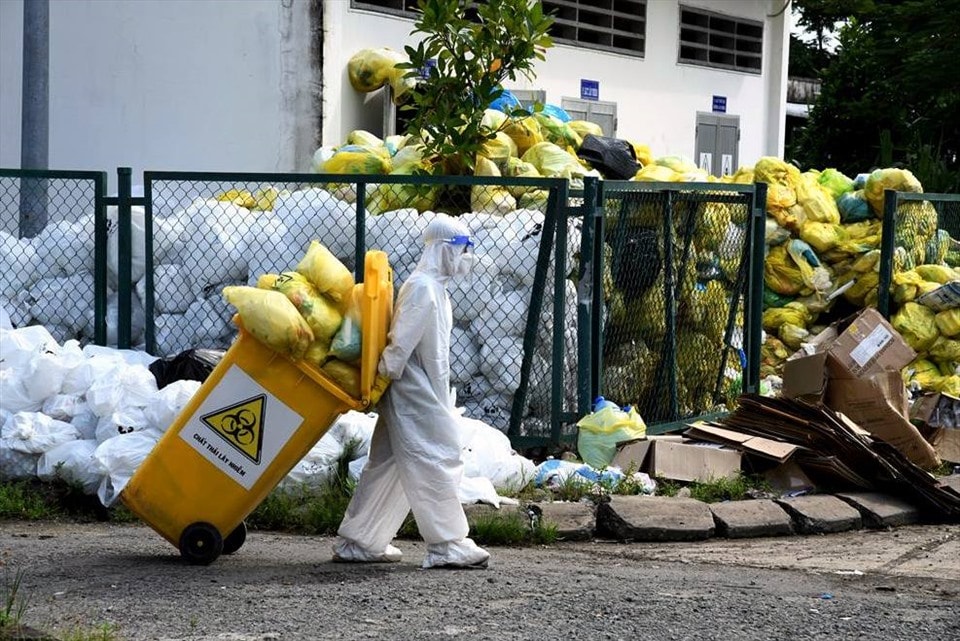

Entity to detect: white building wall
[324,0,790,168]
[0,0,320,185]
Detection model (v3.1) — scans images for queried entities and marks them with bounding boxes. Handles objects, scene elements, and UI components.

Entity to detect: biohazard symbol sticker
[200,395,266,464]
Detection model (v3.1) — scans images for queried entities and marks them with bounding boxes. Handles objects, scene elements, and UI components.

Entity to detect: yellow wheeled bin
[122,250,393,565]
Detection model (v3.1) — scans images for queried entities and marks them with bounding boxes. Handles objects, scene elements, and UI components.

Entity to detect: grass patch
[653,476,681,497]
[59,623,120,641]
[247,440,358,536]
[688,472,771,503]
[0,568,29,630]
[469,509,558,546]
[0,478,135,523]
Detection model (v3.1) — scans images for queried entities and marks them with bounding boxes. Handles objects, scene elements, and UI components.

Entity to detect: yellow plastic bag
[634,164,680,182]
[273,271,343,344]
[891,302,939,352]
[935,308,960,338]
[503,117,544,156]
[320,146,391,175]
[521,142,589,179]
[762,302,811,331]
[568,120,603,139]
[347,47,414,103]
[796,173,841,225]
[303,340,329,368]
[223,286,313,360]
[322,359,361,398]
[471,156,516,215]
[576,404,647,469]
[779,322,811,350]
[929,336,960,363]
[903,357,941,389]
[296,241,355,303]
[629,142,653,168]
[799,221,844,254]
[479,132,518,167]
[256,273,280,290]
[864,168,923,215]
[533,113,582,153]
[914,264,958,285]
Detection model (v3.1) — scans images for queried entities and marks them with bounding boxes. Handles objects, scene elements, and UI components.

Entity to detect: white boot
[332,537,403,563]
[422,537,490,569]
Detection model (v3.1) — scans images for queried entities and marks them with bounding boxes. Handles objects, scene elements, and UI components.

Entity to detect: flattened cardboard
[826,371,941,470]
[683,422,798,462]
[647,439,741,482]
[762,460,816,493]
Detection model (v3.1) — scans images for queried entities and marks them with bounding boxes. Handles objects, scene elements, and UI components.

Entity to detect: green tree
[793,0,960,191]
[399,0,553,174]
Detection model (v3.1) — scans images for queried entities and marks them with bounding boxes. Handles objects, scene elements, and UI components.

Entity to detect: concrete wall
[0,0,321,186]
[323,0,790,167]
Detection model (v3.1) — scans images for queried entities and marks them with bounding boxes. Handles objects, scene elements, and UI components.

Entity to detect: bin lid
[359,250,393,401]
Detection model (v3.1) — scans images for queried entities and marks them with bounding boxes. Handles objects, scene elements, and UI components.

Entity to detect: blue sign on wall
[581,79,600,101]
[712,95,727,113]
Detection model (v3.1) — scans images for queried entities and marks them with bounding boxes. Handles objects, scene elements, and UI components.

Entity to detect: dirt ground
[2,521,958,641]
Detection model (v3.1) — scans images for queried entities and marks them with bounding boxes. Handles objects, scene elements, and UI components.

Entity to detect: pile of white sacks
[0,325,537,509]
[0,185,581,434]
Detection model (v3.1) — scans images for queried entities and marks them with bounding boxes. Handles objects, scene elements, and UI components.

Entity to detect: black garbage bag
[149,348,224,389]
[577,134,640,180]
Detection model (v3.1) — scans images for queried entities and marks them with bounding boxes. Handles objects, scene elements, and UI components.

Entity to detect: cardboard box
[910,392,960,464]
[781,308,940,470]
[610,435,683,472]
[783,308,916,400]
[646,439,741,483]
[825,372,941,469]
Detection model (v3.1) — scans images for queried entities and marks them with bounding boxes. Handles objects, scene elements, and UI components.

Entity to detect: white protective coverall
[334,214,490,569]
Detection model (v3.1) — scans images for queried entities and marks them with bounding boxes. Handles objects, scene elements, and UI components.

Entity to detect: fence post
[551,180,570,444]
[577,177,599,417]
[355,180,367,282]
[94,172,109,345]
[663,190,679,421]
[116,166,133,348]
[509,185,560,441]
[878,188,897,319]
[745,182,767,394]
[143,177,155,353]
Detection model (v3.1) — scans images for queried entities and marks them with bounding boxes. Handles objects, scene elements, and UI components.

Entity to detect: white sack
[34,218,95,278]
[1,411,79,454]
[29,271,95,333]
[275,189,357,268]
[143,379,201,432]
[37,439,101,494]
[327,411,377,458]
[0,231,41,298]
[106,205,147,286]
[95,429,161,506]
[136,264,203,314]
[244,215,299,286]
[450,327,480,384]
[175,199,255,289]
[480,338,524,394]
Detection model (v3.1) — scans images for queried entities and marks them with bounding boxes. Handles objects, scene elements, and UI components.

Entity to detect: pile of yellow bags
[222,241,365,396]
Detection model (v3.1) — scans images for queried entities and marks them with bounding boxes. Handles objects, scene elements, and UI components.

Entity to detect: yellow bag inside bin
[222,286,313,360]
[296,240,356,303]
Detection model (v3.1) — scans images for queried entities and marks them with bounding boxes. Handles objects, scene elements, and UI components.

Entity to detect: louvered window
[543,0,646,57]
[678,6,763,74]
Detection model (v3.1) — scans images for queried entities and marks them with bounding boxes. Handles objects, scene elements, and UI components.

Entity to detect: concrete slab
[774,495,862,535]
[709,499,794,539]
[462,503,526,527]
[835,492,920,529]
[537,501,595,541]
[597,496,715,541]
[941,474,960,493]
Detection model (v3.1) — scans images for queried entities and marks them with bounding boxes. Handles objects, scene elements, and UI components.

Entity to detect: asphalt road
[2,521,958,641]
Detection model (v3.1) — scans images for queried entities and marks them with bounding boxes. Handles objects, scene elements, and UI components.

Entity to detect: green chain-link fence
[0,169,109,345]
[593,181,765,430]
[135,171,581,446]
[879,189,960,318]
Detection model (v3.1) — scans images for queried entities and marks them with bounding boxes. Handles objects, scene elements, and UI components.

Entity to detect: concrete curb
[471,491,941,543]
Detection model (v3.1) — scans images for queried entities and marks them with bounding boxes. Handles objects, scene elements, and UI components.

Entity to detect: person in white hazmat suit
[333,214,490,569]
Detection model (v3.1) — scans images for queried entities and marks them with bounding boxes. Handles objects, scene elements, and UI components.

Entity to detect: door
[695,113,739,178]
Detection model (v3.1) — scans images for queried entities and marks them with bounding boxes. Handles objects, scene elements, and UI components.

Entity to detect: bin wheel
[222,521,247,555]
[179,522,223,565]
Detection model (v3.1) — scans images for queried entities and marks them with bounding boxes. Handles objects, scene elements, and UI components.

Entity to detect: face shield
[443,235,476,278]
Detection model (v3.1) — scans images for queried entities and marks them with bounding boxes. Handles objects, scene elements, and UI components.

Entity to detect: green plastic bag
[576,404,647,469]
